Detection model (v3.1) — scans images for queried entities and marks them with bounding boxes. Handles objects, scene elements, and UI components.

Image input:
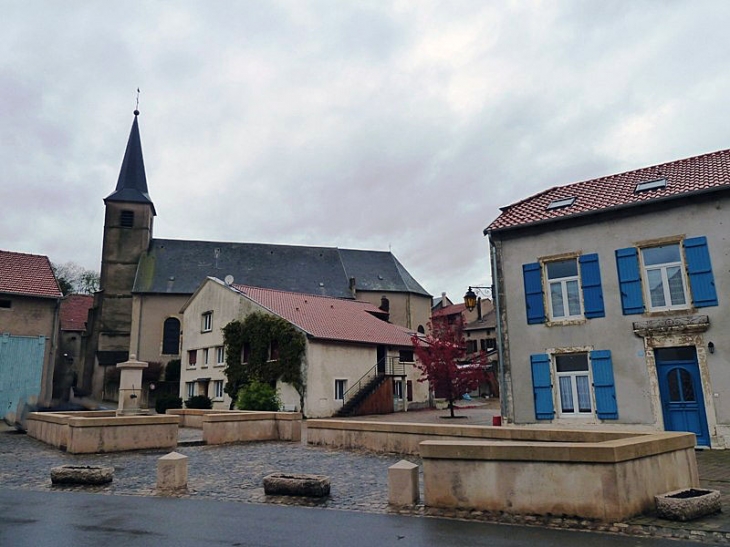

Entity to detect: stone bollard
[157,451,188,491]
[388,460,419,506]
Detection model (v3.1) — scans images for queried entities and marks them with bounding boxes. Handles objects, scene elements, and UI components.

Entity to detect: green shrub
[185,395,213,409]
[155,393,183,414]
[236,380,281,411]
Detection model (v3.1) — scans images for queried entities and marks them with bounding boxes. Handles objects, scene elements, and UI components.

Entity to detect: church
[81,111,432,401]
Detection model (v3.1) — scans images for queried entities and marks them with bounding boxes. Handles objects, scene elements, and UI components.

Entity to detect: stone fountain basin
[655,488,721,521]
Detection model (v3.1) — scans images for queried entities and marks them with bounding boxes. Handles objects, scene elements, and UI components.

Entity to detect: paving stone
[5,416,730,544]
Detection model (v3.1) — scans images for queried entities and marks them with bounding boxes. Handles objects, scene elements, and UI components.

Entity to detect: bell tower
[83,109,156,396]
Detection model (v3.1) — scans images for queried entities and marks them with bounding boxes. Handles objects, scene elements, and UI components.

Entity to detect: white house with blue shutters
[485,149,729,447]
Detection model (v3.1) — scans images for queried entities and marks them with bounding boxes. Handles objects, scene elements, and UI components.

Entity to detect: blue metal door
[0,334,46,421]
[655,346,710,446]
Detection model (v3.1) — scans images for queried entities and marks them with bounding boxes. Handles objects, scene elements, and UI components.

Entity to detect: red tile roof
[0,250,63,298]
[232,284,415,347]
[431,303,466,318]
[60,294,93,331]
[487,148,730,232]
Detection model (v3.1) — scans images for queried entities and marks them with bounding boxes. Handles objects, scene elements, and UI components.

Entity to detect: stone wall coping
[26,412,69,425]
[66,415,181,428]
[169,409,301,421]
[419,433,696,463]
[28,412,180,428]
[306,419,646,443]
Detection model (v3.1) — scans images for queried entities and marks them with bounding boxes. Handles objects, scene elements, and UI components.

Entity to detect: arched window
[162,317,181,355]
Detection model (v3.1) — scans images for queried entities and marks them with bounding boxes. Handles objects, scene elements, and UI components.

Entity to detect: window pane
[668,370,681,402]
[546,259,577,279]
[655,347,697,362]
[679,369,695,402]
[550,282,565,317]
[646,269,666,307]
[566,280,581,316]
[559,377,574,412]
[162,318,181,355]
[576,375,592,412]
[642,244,680,266]
[555,353,588,372]
[667,266,686,306]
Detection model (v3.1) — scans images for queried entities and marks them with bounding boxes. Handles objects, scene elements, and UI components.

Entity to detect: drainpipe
[44,297,62,404]
[490,234,510,423]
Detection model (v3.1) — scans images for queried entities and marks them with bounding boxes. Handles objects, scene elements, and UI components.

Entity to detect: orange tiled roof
[232,284,415,347]
[60,294,93,331]
[0,250,63,298]
[487,149,730,232]
[431,303,466,318]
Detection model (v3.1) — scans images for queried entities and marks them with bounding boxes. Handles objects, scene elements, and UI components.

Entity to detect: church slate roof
[104,112,156,214]
[133,238,430,298]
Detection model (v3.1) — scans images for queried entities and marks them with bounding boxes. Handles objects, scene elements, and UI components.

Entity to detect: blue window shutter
[590,349,618,420]
[530,353,554,420]
[523,263,546,324]
[615,248,644,315]
[683,237,718,308]
[579,253,604,318]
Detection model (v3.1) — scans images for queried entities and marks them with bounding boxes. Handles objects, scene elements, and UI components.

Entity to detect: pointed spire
[105,110,156,215]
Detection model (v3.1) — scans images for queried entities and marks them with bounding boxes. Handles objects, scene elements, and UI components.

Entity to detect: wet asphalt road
[0,489,703,547]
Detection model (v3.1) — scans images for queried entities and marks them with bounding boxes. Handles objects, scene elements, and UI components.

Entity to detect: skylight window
[635,178,667,193]
[546,197,576,210]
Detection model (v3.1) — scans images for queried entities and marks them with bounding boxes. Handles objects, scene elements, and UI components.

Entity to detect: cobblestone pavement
[3,407,730,544]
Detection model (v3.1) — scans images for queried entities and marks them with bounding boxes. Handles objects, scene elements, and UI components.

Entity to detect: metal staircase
[335,357,406,417]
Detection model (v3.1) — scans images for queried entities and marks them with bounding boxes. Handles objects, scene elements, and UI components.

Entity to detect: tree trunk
[448,398,455,418]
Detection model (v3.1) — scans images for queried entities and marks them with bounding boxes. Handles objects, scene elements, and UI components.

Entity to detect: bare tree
[52,262,100,296]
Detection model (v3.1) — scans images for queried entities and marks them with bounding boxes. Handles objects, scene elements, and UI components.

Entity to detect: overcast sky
[2,1,730,302]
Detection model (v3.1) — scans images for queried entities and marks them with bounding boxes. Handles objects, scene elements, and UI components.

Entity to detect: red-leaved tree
[411,317,488,418]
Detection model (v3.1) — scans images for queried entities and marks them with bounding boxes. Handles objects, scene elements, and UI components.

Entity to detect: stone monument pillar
[116,354,149,416]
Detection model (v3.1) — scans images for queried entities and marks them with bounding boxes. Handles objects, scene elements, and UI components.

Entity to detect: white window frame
[213,380,224,400]
[544,258,583,321]
[394,380,404,400]
[553,352,594,418]
[334,379,347,401]
[186,382,195,398]
[216,346,225,366]
[202,311,213,332]
[640,243,689,311]
[202,348,209,367]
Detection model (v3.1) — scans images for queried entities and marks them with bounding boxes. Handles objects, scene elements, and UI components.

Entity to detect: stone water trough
[51,465,114,485]
[656,488,721,521]
[263,473,330,497]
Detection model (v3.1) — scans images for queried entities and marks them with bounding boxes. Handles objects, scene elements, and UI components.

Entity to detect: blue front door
[655,346,710,446]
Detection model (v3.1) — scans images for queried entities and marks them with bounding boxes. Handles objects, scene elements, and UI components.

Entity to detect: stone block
[389,460,419,506]
[157,451,188,491]
[51,465,114,485]
[263,473,330,497]
[655,488,721,521]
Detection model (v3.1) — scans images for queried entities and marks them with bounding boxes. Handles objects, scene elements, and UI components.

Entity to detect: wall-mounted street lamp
[464,286,491,312]
[708,341,715,354]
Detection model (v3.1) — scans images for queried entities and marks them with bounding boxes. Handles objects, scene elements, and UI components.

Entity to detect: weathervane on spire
[134,88,140,116]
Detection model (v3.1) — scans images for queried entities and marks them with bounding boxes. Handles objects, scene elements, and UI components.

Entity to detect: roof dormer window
[635,178,667,193]
[546,197,576,210]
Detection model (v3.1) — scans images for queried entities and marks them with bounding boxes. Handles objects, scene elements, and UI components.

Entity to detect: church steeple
[104,110,156,215]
